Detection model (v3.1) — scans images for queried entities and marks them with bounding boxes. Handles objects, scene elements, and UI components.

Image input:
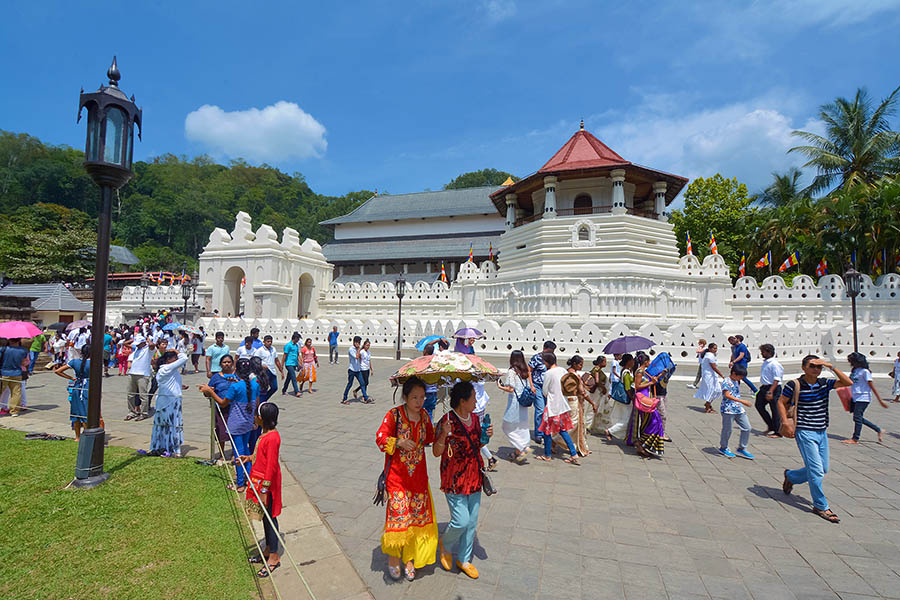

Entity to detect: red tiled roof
[538,128,629,173]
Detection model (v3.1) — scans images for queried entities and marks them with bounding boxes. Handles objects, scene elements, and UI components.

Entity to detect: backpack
[513,373,536,407]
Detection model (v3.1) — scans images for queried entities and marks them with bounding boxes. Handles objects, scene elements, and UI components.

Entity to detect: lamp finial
[107,56,120,87]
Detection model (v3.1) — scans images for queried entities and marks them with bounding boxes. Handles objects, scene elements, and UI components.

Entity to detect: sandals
[782,469,793,495]
[124,412,138,421]
[227,484,247,493]
[404,565,415,581]
[535,455,552,462]
[487,457,498,472]
[813,508,840,523]
[362,398,375,404]
[564,456,581,466]
[340,400,351,405]
[134,413,148,421]
[388,565,402,580]
[257,562,280,578]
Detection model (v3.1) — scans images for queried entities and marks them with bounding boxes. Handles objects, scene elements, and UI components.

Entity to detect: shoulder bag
[452,412,497,497]
[373,407,400,506]
[514,373,536,407]
[780,379,801,439]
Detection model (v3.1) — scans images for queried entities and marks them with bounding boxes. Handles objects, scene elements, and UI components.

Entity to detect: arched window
[574,194,592,215]
[578,225,590,241]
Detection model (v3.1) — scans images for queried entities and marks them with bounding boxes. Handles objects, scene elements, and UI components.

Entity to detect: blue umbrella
[162,322,184,331]
[601,336,655,355]
[415,335,447,351]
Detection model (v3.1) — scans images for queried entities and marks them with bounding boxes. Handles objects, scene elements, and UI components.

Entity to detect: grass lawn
[0,427,260,600]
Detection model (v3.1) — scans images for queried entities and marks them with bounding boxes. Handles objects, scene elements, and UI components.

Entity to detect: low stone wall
[197,315,899,375]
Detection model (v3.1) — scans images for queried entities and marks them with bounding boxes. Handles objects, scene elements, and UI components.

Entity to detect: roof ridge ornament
[580,119,584,131]
[107,56,120,87]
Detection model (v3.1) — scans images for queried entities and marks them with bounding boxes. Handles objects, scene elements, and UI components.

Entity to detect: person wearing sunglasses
[778,355,852,524]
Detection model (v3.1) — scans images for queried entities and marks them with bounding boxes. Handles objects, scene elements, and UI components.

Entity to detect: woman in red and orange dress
[243,402,283,578]
[298,338,318,395]
[375,376,437,581]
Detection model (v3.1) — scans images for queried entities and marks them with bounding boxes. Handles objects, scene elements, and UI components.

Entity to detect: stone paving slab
[8,355,900,600]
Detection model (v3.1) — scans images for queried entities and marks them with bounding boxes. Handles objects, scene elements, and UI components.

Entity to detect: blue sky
[2,0,899,201]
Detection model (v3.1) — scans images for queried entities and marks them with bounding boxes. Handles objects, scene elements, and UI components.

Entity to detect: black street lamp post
[395,276,406,360]
[140,271,149,309]
[181,263,191,319]
[844,265,862,353]
[191,269,199,306]
[74,57,142,488]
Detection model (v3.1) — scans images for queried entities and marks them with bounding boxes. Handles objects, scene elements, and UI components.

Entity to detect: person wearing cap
[124,334,155,420]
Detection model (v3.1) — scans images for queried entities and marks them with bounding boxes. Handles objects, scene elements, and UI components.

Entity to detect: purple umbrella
[601,336,655,355]
[453,327,484,339]
[65,319,91,332]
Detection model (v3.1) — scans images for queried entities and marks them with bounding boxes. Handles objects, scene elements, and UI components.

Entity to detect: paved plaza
[7,356,900,600]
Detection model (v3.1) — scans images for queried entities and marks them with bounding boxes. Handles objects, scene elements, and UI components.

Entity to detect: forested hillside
[0,130,371,281]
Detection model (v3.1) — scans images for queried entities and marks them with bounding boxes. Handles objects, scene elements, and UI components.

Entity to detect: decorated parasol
[162,322,184,331]
[389,351,500,387]
[453,327,484,339]
[182,325,203,335]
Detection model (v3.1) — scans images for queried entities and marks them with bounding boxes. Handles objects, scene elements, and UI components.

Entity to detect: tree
[444,168,518,189]
[789,86,900,195]
[758,167,804,207]
[668,175,757,276]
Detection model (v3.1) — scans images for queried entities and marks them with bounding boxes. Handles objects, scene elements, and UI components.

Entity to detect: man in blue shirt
[102,328,114,377]
[249,327,263,350]
[729,335,758,394]
[0,338,29,416]
[205,331,231,379]
[341,336,370,404]
[529,340,556,440]
[281,332,301,396]
[328,326,340,364]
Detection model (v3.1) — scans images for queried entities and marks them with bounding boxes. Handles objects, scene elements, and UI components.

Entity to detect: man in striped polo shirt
[778,355,852,523]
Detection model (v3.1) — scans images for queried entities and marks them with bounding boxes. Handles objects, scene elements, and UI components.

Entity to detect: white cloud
[589,92,826,198]
[184,101,327,162]
[479,0,516,23]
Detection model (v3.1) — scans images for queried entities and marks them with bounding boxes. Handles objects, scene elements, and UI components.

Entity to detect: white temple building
[110,125,900,370]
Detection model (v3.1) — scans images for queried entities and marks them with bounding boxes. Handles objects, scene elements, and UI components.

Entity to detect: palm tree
[789,86,900,195]
[759,167,804,206]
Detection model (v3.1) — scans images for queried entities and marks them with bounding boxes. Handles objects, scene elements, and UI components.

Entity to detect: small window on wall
[578,225,590,241]
[574,194,592,215]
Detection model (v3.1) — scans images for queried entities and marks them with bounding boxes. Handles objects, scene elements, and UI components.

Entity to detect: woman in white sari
[602,354,634,440]
[496,350,533,463]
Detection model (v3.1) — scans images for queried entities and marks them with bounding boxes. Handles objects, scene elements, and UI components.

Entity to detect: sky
[2,0,899,203]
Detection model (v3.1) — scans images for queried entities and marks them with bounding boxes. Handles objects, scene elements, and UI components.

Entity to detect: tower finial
[580,119,584,130]
[107,56,120,87]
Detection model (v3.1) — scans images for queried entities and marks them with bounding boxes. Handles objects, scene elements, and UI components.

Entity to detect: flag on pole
[489,242,493,262]
[816,257,828,277]
[685,232,693,255]
[180,267,186,284]
[709,231,718,255]
[850,249,857,267]
[440,262,447,283]
[157,270,163,285]
[467,243,474,263]
[240,276,245,288]
[778,251,800,273]
[738,252,746,277]
[755,251,771,268]
[872,248,886,275]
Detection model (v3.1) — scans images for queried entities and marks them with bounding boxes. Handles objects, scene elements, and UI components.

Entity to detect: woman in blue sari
[54,343,91,441]
[199,354,238,461]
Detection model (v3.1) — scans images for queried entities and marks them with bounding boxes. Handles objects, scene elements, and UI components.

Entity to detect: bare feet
[878,430,884,443]
[604,429,612,441]
[841,438,859,445]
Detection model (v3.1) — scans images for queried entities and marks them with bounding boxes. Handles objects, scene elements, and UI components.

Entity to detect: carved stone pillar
[543,176,557,219]
[653,181,667,221]
[611,169,626,215]
[505,193,518,231]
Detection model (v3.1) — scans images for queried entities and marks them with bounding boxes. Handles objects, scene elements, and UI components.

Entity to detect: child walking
[719,365,754,460]
[842,352,888,444]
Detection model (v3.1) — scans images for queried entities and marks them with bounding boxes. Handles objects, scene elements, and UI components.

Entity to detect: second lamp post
[395,276,406,359]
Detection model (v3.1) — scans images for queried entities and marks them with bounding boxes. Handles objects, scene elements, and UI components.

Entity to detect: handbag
[514,374,536,407]
[582,372,598,394]
[633,390,660,413]
[244,498,264,521]
[373,408,400,506]
[780,379,801,439]
[452,412,497,497]
[836,386,852,413]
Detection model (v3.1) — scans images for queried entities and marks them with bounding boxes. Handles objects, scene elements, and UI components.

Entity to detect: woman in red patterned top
[432,381,493,580]
[375,376,437,581]
[242,402,283,578]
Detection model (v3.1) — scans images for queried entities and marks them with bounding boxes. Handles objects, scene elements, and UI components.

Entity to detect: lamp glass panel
[126,126,134,169]
[87,112,101,161]
[103,107,126,165]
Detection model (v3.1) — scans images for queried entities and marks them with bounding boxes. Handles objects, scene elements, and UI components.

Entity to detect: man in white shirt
[125,335,155,420]
[236,336,255,359]
[539,351,579,464]
[756,343,784,438]
[341,336,370,404]
[253,335,283,401]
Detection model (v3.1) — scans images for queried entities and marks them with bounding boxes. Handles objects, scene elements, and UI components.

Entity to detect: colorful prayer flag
[755,251,771,268]
[816,257,828,277]
[709,231,718,255]
[872,248,886,275]
[467,243,474,263]
[686,232,693,256]
[440,262,447,283]
[738,252,746,277]
[778,251,800,273]
[240,276,246,288]
[489,242,493,262]
[180,267,186,284]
